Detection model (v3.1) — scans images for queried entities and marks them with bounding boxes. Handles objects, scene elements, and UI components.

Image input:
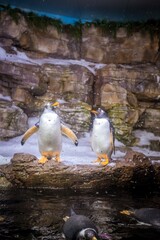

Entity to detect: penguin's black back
[134,208,160,227]
[63,214,98,240]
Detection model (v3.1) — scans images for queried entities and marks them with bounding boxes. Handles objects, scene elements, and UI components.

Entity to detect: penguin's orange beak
[120,210,133,215]
[91,110,98,115]
[52,101,60,108]
[92,237,97,240]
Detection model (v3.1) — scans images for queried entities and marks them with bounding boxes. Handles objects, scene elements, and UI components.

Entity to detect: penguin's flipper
[110,123,115,154]
[61,124,78,146]
[70,208,77,216]
[21,125,39,145]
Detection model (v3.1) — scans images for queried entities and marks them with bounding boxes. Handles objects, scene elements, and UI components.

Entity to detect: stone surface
[0,151,158,191]
[0,99,28,139]
[0,10,160,145]
[42,64,94,104]
[57,102,91,135]
[81,26,159,64]
[0,61,48,96]
[97,64,160,102]
[0,11,27,40]
[100,83,139,144]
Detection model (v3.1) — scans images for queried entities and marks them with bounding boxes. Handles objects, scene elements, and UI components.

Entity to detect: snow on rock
[0,116,126,166]
[0,46,106,75]
[0,118,159,166]
[0,94,12,101]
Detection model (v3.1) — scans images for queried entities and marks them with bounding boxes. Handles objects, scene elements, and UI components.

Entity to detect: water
[0,189,159,240]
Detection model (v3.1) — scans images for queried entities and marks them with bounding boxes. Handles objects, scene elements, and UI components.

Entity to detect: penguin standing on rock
[91,108,115,166]
[21,102,78,164]
[63,209,100,240]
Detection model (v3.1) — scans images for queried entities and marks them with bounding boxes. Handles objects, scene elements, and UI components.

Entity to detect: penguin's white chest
[38,111,62,153]
[91,118,111,154]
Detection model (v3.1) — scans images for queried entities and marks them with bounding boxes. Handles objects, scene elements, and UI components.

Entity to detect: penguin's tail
[70,208,77,216]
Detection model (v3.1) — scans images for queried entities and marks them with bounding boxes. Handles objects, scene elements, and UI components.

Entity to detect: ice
[0,46,106,75]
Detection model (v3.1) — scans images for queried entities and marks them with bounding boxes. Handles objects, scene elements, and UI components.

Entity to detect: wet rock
[0,151,157,191]
[140,108,160,135]
[150,140,160,151]
[152,162,160,187]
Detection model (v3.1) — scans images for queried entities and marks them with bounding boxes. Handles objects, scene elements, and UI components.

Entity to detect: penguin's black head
[96,108,108,119]
[84,229,99,240]
[44,102,60,111]
[91,107,108,119]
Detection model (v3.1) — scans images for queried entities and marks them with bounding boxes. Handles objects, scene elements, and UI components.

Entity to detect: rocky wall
[0,10,160,145]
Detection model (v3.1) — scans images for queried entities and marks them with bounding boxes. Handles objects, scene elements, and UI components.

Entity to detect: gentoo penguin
[91,108,115,166]
[21,102,78,164]
[63,209,99,240]
[120,208,160,228]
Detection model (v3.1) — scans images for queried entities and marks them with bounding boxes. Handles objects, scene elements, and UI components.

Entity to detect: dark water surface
[0,188,160,240]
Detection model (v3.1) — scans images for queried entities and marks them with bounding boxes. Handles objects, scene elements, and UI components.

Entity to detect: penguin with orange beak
[120,208,160,227]
[63,209,99,240]
[91,108,115,166]
[21,102,78,164]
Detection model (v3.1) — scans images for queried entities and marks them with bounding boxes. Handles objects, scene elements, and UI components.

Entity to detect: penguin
[63,209,99,240]
[90,108,115,166]
[120,208,160,228]
[21,102,78,164]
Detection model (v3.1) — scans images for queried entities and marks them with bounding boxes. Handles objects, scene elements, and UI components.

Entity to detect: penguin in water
[120,208,160,228]
[63,209,99,240]
[21,102,78,164]
[90,108,115,166]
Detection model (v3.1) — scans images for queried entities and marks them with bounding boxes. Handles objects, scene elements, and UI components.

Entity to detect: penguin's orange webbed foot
[94,154,109,166]
[55,154,61,162]
[100,154,109,166]
[100,159,109,166]
[38,156,48,164]
[93,157,101,163]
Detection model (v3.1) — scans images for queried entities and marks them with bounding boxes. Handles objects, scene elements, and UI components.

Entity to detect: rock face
[96,64,160,142]
[81,26,159,64]
[0,99,28,139]
[0,9,160,145]
[0,151,159,191]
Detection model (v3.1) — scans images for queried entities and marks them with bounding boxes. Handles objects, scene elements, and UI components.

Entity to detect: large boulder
[0,60,48,95]
[136,107,160,135]
[0,150,157,191]
[0,11,27,40]
[24,27,80,59]
[42,64,94,104]
[0,99,28,139]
